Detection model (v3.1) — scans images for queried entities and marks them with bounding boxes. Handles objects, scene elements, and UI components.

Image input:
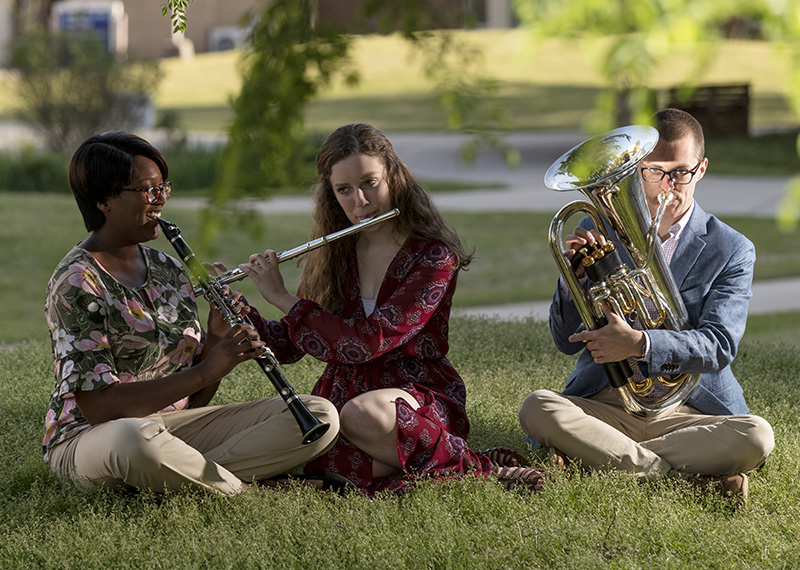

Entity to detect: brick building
[1,0,514,64]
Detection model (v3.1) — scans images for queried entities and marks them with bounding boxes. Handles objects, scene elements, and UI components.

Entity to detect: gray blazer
[550,202,754,416]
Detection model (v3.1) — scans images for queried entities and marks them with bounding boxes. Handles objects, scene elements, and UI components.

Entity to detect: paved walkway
[3,123,797,318]
[169,129,800,319]
[454,276,800,321]
[210,130,795,220]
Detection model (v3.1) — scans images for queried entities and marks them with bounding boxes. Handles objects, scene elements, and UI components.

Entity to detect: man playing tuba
[519,108,774,504]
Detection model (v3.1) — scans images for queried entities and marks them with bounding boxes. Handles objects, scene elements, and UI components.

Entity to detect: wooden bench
[666,84,749,136]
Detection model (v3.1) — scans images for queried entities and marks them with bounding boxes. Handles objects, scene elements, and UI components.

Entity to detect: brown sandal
[549,446,571,470]
[478,447,532,467]
[492,465,546,493]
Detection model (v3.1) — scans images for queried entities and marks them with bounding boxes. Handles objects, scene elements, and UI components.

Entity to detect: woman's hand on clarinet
[205,285,251,338]
[239,251,300,315]
[200,324,265,379]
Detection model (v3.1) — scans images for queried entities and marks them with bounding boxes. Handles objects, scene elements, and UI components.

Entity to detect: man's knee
[519,389,562,437]
[739,415,775,470]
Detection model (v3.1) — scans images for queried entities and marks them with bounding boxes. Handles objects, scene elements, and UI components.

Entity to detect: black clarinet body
[157,218,330,444]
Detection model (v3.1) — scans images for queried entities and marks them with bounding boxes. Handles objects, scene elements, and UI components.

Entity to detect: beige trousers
[48,396,339,496]
[519,387,774,480]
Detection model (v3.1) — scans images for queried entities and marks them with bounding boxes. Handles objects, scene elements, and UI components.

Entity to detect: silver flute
[195,208,400,296]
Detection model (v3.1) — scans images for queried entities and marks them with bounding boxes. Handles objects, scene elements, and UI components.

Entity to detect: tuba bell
[544,125,700,418]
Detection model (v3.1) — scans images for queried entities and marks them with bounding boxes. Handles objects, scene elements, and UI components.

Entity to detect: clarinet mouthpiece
[157,217,180,240]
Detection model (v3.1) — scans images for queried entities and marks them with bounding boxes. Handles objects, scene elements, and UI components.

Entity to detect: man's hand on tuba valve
[565,227,607,278]
[569,301,646,364]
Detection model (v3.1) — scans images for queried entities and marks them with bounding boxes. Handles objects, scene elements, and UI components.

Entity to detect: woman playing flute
[238,123,546,495]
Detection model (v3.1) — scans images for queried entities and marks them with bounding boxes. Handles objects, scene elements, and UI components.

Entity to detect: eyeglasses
[640,161,703,185]
[122,181,172,204]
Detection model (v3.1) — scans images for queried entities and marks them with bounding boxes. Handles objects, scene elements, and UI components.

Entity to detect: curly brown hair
[300,123,473,311]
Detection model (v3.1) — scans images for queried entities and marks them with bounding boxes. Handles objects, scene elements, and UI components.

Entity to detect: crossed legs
[519,387,774,480]
[48,395,339,496]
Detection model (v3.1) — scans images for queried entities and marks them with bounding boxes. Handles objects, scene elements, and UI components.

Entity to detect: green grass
[149,32,797,134]
[1,32,797,133]
[2,193,798,345]
[2,316,798,569]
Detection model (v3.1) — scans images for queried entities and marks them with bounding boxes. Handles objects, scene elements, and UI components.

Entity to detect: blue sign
[58,10,112,51]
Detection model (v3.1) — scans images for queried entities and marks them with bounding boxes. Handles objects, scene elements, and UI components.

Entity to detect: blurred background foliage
[1,0,799,229]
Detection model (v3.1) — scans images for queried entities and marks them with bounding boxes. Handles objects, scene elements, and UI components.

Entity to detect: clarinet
[157,218,330,444]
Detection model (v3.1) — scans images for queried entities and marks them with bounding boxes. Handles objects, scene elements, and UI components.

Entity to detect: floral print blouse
[43,245,204,458]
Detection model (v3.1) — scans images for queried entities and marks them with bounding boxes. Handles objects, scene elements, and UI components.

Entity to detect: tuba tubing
[549,201,634,390]
[544,126,701,418]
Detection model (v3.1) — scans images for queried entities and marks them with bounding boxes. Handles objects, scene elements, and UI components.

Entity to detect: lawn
[156,32,799,134]
[2,192,799,344]
[0,31,798,134]
[2,316,799,569]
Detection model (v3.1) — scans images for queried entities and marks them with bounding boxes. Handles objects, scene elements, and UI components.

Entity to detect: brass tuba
[544,125,700,418]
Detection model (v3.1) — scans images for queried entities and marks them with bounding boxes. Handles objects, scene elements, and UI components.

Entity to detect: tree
[363,0,518,164]
[514,0,749,131]
[514,0,800,228]
[161,0,514,247]
[753,0,800,229]
[162,0,196,34]
[8,30,162,152]
[10,0,58,35]
[194,0,357,246]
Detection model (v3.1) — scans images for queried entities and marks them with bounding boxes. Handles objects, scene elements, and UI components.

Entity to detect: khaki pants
[48,396,339,496]
[519,387,774,480]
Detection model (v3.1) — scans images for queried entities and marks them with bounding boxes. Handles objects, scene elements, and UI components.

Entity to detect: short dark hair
[69,131,168,232]
[654,108,705,161]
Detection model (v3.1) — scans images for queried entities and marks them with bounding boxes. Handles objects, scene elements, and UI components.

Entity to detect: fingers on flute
[248,252,267,265]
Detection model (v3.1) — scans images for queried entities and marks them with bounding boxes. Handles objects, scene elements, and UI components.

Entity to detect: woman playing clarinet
[43,132,339,496]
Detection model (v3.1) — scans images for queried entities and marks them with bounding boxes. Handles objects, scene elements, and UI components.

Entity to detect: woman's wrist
[277,293,300,315]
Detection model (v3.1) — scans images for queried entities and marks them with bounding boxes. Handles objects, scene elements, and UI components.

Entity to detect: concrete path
[3,123,797,318]
[224,130,795,220]
[174,129,799,319]
[454,276,800,321]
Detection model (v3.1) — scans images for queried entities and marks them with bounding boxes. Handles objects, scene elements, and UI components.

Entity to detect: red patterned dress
[250,237,492,494]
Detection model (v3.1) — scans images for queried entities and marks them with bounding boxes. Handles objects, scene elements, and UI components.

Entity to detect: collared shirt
[639,199,695,360]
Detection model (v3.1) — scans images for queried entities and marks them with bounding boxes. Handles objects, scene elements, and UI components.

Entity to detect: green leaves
[8,29,162,152]
[161,0,196,34]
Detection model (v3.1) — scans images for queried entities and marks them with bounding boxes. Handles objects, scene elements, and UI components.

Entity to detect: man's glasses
[122,181,172,204]
[640,161,703,185]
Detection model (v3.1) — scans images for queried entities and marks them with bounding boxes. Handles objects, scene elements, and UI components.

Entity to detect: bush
[0,136,323,195]
[161,144,224,193]
[0,145,224,194]
[0,147,69,193]
[8,29,162,152]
